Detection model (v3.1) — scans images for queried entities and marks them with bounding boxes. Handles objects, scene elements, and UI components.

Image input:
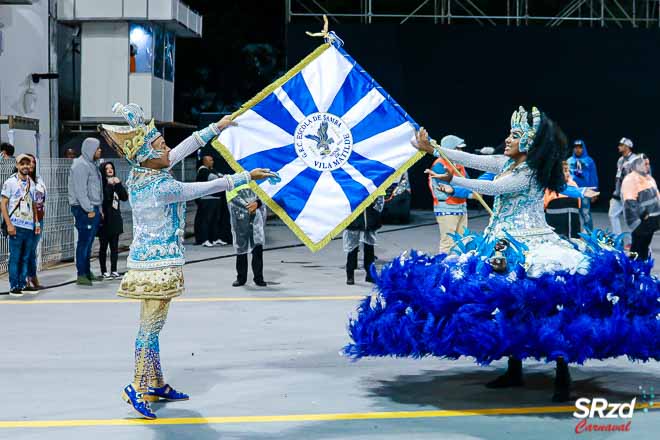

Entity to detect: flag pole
[430,139,494,217]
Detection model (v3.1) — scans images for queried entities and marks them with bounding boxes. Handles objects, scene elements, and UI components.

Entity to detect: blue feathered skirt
[345,235,660,365]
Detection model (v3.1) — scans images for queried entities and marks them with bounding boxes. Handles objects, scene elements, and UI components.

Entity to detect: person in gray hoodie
[68,137,103,285]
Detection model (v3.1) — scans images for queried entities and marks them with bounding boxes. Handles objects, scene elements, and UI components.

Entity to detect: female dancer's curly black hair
[526,112,570,193]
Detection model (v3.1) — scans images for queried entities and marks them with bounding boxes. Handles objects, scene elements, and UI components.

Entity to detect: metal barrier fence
[0,157,197,275]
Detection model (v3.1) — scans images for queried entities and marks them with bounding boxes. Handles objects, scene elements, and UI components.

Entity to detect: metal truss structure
[286,0,660,27]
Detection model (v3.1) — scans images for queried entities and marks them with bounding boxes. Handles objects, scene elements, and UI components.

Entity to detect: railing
[0,157,197,275]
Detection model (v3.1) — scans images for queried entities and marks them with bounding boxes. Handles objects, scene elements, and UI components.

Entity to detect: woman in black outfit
[98,162,128,279]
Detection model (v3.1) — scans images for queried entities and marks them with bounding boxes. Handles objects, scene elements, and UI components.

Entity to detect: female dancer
[345,107,660,402]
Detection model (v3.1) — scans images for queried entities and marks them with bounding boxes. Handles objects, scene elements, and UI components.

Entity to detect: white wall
[129,73,152,119]
[0,0,51,157]
[80,21,129,120]
[75,0,123,20]
[163,79,173,122]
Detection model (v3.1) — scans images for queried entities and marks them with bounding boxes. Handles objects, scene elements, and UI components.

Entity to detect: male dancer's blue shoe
[122,384,157,419]
[145,384,190,401]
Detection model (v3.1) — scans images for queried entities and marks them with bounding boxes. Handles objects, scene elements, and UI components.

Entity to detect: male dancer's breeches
[118,266,184,299]
[117,266,184,393]
[133,299,171,392]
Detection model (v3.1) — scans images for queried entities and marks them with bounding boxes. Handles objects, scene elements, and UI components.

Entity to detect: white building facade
[0,0,201,158]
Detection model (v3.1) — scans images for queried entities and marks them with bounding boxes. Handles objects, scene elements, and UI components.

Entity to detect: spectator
[64,148,78,159]
[544,161,582,238]
[343,194,384,285]
[1,142,15,160]
[130,44,137,73]
[227,183,267,287]
[194,155,225,247]
[68,137,103,286]
[622,154,660,260]
[216,189,233,246]
[1,154,41,296]
[98,162,128,279]
[609,137,638,245]
[25,154,47,292]
[567,139,599,231]
[428,135,470,254]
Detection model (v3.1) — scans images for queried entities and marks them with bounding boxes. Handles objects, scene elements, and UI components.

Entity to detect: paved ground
[0,211,658,440]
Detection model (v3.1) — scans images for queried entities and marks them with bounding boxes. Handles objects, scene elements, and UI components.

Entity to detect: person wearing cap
[621,154,660,260]
[68,137,103,286]
[609,137,638,242]
[1,154,41,296]
[428,135,471,254]
[567,140,598,231]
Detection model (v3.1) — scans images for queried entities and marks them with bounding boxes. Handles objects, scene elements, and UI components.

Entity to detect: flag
[213,38,423,251]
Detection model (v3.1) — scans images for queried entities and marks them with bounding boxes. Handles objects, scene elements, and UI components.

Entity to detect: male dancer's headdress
[100,103,162,166]
[510,106,541,153]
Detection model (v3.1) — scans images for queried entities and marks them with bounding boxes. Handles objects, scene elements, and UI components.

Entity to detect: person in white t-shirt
[1,154,41,296]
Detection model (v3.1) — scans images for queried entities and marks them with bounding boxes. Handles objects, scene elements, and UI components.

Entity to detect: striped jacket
[621,172,660,230]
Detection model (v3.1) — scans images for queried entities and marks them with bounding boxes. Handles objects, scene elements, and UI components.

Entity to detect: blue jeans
[27,232,41,278]
[8,227,35,290]
[72,206,101,277]
[579,198,593,232]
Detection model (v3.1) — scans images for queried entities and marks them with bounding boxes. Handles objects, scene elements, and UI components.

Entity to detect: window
[129,24,153,74]
[165,32,176,81]
[153,27,164,79]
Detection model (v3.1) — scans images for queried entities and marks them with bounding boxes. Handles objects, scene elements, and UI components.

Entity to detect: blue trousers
[27,232,41,278]
[8,227,35,290]
[72,206,101,277]
[579,198,594,232]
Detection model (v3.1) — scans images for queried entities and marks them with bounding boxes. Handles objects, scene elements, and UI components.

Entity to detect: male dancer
[101,103,273,419]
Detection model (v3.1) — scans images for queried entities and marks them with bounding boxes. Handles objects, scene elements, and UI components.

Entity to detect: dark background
[171,2,659,211]
[55,1,660,210]
[287,24,660,210]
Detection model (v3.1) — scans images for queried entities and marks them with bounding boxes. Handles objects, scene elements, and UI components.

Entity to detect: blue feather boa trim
[345,236,660,365]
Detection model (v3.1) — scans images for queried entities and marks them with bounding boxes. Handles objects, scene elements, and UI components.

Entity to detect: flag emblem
[213,40,423,251]
[297,113,353,171]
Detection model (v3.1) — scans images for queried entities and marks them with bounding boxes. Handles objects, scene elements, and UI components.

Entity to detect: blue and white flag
[214,39,422,251]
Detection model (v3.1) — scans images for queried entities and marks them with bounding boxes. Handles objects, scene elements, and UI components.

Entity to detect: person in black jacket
[343,195,385,285]
[194,155,226,247]
[98,161,128,279]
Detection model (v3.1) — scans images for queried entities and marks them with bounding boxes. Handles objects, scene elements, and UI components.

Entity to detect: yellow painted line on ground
[1,404,654,428]
[0,405,580,428]
[0,295,364,305]
[1,404,655,428]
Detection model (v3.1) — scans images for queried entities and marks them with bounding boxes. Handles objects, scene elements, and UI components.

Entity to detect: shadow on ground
[365,366,650,419]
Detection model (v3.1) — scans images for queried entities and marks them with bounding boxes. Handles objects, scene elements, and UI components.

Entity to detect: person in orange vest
[543,161,581,209]
[428,135,471,254]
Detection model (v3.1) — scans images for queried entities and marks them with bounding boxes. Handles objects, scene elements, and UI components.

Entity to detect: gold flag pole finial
[305,15,330,39]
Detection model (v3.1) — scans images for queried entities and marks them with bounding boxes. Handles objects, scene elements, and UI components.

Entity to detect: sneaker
[76,276,93,286]
[87,272,103,282]
[23,285,39,294]
[145,384,189,402]
[103,272,113,280]
[29,277,44,290]
[111,272,121,279]
[121,384,156,419]
[213,239,228,246]
[202,240,214,247]
[9,288,23,297]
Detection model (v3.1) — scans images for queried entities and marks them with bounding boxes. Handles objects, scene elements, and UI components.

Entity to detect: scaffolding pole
[287,0,658,27]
